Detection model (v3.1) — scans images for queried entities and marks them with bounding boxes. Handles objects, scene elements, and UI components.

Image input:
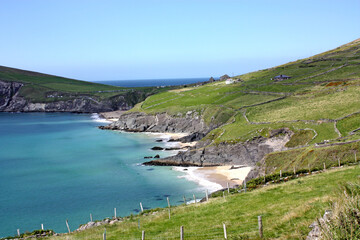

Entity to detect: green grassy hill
[46,165,359,239]
[0,66,172,105]
[130,38,360,172]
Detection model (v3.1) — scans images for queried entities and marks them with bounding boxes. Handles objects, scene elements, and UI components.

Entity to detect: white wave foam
[172,167,223,193]
[90,113,112,123]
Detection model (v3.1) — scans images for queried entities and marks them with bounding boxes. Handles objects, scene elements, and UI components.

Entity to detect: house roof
[274,74,291,78]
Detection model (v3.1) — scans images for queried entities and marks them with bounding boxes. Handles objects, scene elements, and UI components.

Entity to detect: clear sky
[0,0,359,81]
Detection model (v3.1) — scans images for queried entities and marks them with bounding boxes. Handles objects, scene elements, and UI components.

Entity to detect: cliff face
[0,80,132,113]
[145,132,291,167]
[102,111,214,134]
[102,111,292,170]
[0,80,24,110]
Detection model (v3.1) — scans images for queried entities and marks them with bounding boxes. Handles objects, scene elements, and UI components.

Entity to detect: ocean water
[0,113,207,238]
[94,77,211,87]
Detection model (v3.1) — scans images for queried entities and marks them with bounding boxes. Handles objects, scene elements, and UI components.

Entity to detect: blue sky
[0,0,359,81]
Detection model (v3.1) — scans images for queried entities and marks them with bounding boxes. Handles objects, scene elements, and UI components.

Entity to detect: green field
[46,166,360,240]
[129,39,360,154]
[0,66,174,104]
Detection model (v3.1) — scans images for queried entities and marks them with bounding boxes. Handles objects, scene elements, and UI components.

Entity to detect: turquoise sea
[0,113,205,238]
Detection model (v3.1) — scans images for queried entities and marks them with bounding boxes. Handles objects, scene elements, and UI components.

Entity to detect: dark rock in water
[143,160,200,167]
[154,154,160,158]
[133,209,140,213]
[155,139,163,142]
[163,194,171,197]
[144,156,153,159]
[146,168,154,171]
[165,147,181,151]
[151,146,164,150]
[155,198,163,201]
[183,168,188,171]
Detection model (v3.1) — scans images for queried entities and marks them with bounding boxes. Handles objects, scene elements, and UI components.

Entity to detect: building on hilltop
[220,74,230,81]
[225,78,234,84]
[273,74,291,81]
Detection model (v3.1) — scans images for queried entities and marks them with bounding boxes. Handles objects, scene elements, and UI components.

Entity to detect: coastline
[173,165,252,192]
[97,112,252,193]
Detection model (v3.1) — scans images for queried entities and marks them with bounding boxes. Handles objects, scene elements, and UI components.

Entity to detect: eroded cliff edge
[100,111,216,141]
[100,111,292,175]
[0,80,135,113]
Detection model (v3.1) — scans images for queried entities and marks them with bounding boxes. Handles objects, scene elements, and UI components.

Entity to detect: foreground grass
[48,166,359,239]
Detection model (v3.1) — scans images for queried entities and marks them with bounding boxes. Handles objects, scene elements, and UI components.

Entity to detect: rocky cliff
[101,110,292,170]
[100,111,215,139]
[145,129,292,167]
[0,80,135,113]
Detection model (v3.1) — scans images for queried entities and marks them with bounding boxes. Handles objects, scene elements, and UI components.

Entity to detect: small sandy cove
[196,165,252,188]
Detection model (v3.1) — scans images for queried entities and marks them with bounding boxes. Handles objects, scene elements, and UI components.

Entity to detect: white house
[225,78,234,84]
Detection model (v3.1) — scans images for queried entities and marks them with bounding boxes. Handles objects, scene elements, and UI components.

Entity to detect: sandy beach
[174,165,252,192]
[97,112,248,191]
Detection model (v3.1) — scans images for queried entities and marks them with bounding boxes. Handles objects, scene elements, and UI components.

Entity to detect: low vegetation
[46,166,359,239]
[129,39,360,156]
[320,181,360,240]
[0,66,175,104]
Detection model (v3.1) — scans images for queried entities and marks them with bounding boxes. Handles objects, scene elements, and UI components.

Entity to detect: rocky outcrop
[100,111,215,136]
[0,80,136,113]
[146,129,292,167]
[306,210,332,240]
[0,80,24,110]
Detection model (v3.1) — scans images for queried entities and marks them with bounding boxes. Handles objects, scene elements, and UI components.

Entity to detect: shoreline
[97,112,251,192]
[173,165,252,192]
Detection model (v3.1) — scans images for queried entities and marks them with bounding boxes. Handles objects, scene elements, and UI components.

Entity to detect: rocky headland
[99,111,293,180]
[0,80,140,113]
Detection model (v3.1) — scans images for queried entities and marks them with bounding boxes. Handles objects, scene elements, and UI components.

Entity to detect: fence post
[90,213,93,222]
[17,229,20,237]
[183,195,186,205]
[41,223,44,230]
[323,162,326,170]
[167,197,171,219]
[140,202,144,212]
[280,170,282,178]
[114,208,116,218]
[223,223,227,239]
[103,228,106,240]
[258,215,263,238]
[338,158,341,167]
[66,219,71,233]
[244,181,247,193]
[227,182,230,193]
[355,151,357,163]
[223,191,225,199]
[142,230,145,240]
[293,166,296,175]
[180,226,184,240]
[263,174,266,183]
[193,194,196,204]
[206,190,209,201]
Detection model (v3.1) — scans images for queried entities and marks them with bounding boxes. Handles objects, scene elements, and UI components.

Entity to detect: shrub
[320,181,360,239]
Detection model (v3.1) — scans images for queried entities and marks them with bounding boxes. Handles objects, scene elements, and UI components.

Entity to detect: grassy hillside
[130,38,360,171]
[47,165,360,239]
[0,66,173,104]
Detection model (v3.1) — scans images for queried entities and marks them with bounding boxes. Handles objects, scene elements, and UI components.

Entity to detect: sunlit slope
[132,39,360,146]
[0,66,166,103]
[47,166,360,240]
